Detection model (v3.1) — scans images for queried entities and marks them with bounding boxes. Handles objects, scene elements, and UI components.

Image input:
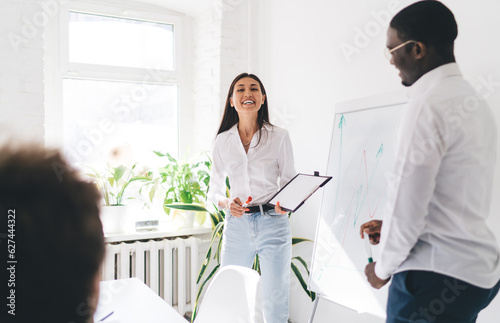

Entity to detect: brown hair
[0,146,104,322]
[217,73,273,139]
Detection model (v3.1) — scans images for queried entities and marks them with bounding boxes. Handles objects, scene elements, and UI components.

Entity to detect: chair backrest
[194,265,266,323]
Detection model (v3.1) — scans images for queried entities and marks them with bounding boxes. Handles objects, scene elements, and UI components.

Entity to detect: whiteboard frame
[308,89,408,319]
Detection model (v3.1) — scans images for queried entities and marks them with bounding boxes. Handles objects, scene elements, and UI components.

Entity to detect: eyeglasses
[384,40,417,60]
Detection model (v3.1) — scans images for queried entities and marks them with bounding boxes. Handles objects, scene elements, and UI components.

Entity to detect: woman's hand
[226,197,249,218]
[360,220,383,245]
[275,201,287,215]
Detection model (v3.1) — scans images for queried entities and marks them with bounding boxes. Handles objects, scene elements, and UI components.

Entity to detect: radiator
[102,237,200,316]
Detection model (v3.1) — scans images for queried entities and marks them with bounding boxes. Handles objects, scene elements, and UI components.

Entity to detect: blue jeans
[387,270,500,323]
[221,209,292,323]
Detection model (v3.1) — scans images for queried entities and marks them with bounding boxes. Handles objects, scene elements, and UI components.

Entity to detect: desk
[94,278,187,322]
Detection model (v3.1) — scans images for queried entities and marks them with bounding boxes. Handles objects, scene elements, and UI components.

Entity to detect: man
[360,1,500,322]
[0,147,105,323]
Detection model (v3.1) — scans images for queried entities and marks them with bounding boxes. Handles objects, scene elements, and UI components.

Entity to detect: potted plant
[86,164,152,233]
[151,151,211,228]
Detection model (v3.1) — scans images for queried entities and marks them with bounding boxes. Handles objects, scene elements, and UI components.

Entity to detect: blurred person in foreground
[0,146,105,323]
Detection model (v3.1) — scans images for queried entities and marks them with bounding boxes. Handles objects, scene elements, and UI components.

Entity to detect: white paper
[268,174,330,211]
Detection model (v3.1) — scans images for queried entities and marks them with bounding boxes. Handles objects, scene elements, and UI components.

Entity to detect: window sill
[104,226,212,243]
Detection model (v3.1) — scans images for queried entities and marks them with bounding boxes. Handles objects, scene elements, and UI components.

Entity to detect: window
[46,1,184,166]
[68,12,174,70]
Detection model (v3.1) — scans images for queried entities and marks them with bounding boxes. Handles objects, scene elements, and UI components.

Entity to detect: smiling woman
[207,73,297,323]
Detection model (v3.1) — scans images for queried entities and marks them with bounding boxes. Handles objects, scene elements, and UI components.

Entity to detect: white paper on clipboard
[267,173,332,212]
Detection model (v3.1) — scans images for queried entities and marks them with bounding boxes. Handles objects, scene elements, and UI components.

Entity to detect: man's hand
[365,262,390,289]
[360,220,383,245]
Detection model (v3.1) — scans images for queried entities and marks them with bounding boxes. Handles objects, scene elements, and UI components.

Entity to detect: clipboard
[266,173,332,212]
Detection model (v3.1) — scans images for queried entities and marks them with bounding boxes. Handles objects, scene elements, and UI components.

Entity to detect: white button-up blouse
[207,123,296,208]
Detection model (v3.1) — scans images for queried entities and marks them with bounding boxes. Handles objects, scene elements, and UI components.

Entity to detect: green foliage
[154,151,211,216]
[86,164,152,206]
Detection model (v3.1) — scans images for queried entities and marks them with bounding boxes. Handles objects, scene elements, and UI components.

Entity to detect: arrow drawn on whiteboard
[332,114,346,219]
[359,143,384,222]
[337,143,384,265]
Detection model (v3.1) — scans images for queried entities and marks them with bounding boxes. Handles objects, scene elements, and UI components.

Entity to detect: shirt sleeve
[278,130,297,187]
[207,137,228,209]
[375,101,447,280]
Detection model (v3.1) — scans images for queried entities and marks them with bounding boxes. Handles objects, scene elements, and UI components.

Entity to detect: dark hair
[217,73,272,138]
[390,0,457,58]
[0,147,104,323]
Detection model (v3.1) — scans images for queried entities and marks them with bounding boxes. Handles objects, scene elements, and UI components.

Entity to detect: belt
[246,204,274,213]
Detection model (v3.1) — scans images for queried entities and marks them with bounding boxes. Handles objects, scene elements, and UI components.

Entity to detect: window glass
[69,11,174,70]
[63,78,178,165]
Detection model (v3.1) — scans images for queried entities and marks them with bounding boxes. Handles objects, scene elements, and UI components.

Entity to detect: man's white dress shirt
[376,63,500,288]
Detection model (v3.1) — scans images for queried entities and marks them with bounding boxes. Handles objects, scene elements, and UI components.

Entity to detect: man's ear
[413,41,426,60]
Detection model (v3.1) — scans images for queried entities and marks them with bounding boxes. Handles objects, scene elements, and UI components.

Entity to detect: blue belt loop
[259,204,264,214]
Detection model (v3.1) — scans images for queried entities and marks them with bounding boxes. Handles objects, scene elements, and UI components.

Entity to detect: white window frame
[45,0,187,160]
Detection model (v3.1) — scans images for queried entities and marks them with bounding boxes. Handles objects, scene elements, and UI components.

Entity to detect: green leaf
[113,165,127,181]
[292,237,313,245]
[215,235,223,263]
[192,264,220,322]
[291,262,314,301]
[215,211,225,224]
[165,152,177,163]
[211,228,224,248]
[252,254,261,275]
[179,190,193,203]
[195,211,206,225]
[163,196,174,215]
[149,181,159,202]
[210,204,225,223]
[210,222,224,243]
[292,256,311,275]
[196,248,212,284]
[209,212,219,227]
[153,150,164,157]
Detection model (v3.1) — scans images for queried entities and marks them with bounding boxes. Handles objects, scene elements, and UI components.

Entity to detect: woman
[207,73,296,323]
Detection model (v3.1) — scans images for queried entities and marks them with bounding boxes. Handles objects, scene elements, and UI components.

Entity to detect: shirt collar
[227,122,273,136]
[408,62,462,98]
[227,123,239,136]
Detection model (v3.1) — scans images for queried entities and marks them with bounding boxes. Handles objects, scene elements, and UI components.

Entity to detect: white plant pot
[100,205,130,234]
[182,210,195,229]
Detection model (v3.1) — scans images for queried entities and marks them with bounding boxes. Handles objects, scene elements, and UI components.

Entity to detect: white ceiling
[135,0,214,16]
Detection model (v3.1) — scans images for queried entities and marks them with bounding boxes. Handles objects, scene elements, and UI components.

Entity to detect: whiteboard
[309,91,407,318]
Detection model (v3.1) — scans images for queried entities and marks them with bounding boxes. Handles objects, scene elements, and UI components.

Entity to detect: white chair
[194,265,266,323]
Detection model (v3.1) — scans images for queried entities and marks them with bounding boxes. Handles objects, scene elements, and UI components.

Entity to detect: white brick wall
[0,0,45,145]
[190,0,251,157]
[191,2,223,156]
[220,0,249,102]
[0,0,251,154]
